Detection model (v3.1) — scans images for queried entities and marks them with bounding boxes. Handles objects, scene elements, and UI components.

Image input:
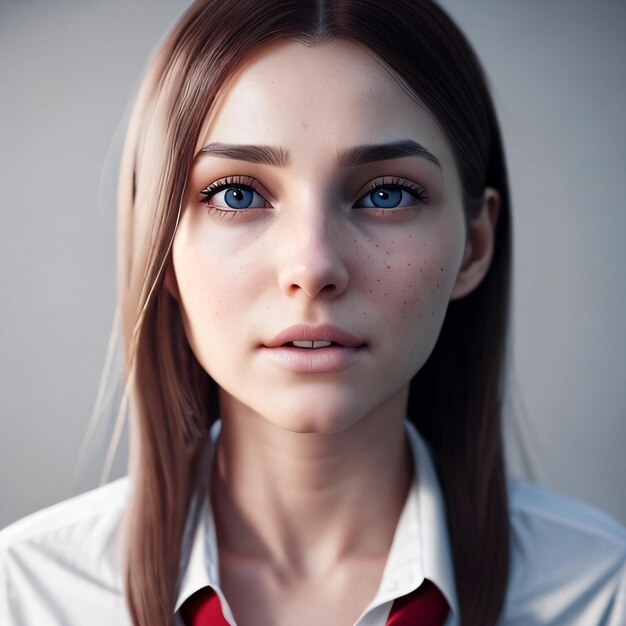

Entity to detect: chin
[264,402,364,435]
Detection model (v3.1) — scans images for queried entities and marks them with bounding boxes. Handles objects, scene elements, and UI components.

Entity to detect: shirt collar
[375,421,458,615]
[175,420,458,618]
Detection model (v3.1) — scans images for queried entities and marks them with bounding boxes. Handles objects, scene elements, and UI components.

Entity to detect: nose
[276,209,349,300]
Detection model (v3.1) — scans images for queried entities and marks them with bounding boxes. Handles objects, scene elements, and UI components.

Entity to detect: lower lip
[261,345,363,373]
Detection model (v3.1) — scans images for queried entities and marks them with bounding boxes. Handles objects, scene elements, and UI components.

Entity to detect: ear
[163,260,181,301]
[450,187,500,300]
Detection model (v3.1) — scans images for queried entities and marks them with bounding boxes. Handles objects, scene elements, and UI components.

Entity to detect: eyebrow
[199,142,287,167]
[198,139,440,169]
[338,140,441,169]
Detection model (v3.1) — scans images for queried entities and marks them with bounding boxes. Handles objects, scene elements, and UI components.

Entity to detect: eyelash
[199,175,264,216]
[198,175,429,216]
[364,177,429,204]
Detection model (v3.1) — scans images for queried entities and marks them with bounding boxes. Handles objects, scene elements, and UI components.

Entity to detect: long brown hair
[116,1,512,624]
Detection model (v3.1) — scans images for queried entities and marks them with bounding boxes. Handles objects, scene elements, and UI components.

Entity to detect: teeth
[292,340,312,348]
[291,340,332,349]
[313,340,332,348]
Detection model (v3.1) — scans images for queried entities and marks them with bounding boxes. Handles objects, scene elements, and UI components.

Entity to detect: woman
[1,1,624,625]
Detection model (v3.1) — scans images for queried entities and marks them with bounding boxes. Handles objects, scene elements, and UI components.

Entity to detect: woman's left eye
[200,178,269,210]
[354,182,428,209]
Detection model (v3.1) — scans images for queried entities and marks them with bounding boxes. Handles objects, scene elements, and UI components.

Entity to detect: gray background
[1,0,625,529]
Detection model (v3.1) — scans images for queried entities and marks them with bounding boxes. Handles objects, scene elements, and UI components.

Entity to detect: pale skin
[166,39,498,626]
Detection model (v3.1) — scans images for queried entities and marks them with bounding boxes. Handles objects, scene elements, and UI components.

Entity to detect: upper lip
[263,324,366,348]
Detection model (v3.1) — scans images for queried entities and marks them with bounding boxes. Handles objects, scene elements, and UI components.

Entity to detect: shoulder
[0,477,130,559]
[507,477,626,564]
[0,478,132,625]
[502,477,626,625]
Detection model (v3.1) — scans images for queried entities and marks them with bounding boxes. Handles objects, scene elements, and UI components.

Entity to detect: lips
[261,324,365,373]
[263,324,366,349]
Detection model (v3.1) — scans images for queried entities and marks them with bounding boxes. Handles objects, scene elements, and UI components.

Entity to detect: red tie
[180,579,449,625]
[386,580,449,624]
[180,587,230,626]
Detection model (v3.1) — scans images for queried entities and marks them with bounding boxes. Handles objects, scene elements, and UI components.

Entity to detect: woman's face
[170,39,470,434]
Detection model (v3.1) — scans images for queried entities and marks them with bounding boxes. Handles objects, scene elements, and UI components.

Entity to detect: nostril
[279,258,349,299]
[289,280,338,298]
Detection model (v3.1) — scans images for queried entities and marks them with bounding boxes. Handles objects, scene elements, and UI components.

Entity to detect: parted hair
[116,1,512,624]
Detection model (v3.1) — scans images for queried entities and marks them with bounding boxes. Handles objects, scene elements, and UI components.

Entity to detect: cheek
[357,227,463,323]
[172,221,257,351]
[363,229,463,381]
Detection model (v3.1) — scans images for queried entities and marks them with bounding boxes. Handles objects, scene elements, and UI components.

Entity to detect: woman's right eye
[200,178,270,211]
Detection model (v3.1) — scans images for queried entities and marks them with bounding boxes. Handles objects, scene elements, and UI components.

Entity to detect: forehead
[196,38,454,169]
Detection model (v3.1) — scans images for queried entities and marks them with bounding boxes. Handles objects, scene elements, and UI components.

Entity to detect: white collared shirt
[1,422,625,625]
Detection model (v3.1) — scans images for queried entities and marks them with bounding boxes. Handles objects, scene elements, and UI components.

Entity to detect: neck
[210,390,413,578]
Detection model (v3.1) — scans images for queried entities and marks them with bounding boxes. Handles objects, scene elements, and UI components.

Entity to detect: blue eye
[200,179,268,210]
[222,187,255,209]
[355,181,428,210]
[369,187,402,208]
